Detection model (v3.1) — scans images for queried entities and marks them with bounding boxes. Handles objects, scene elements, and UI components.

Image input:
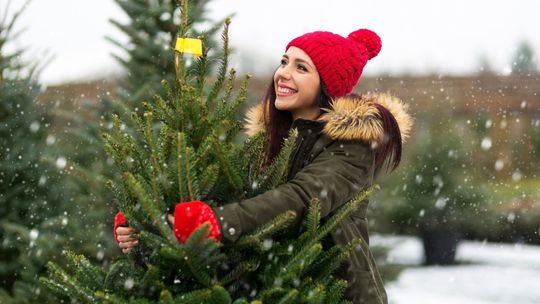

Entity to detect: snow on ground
[371,235,540,304]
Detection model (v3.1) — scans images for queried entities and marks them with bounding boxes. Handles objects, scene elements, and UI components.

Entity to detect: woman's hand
[114,214,172,254]
[116,226,138,254]
[113,212,139,254]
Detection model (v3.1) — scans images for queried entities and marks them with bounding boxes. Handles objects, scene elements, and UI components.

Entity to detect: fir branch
[40,261,96,303]
[138,230,168,251]
[177,132,186,201]
[157,125,174,163]
[139,264,163,295]
[187,144,201,199]
[301,283,325,304]
[252,128,298,196]
[243,130,267,186]
[213,73,251,141]
[306,198,321,237]
[106,180,143,228]
[178,0,189,38]
[152,94,176,127]
[219,259,258,286]
[93,291,126,304]
[314,185,379,246]
[65,250,104,290]
[160,289,174,303]
[303,244,341,279]
[102,132,128,174]
[275,289,299,304]
[206,18,231,107]
[157,126,176,201]
[174,285,231,304]
[161,79,186,132]
[258,287,286,302]
[194,38,209,95]
[207,67,235,133]
[183,223,219,286]
[220,68,236,106]
[225,120,244,143]
[103,258,130,290]
[236,210,297,250]
[313,239,362,282]
[175,131,198,200]
[191,133,215,169]
[174,0,190,87]
[199,164,219,201]
[280,243,322,284]
[325,279,349,304]
[123,172,177,245]
[210,73,250,133]
[108,113,152,181]
[141,111,165,207]
[211,134,243,191]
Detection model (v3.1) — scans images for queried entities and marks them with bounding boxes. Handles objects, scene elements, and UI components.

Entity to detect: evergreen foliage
[40,1,379,302]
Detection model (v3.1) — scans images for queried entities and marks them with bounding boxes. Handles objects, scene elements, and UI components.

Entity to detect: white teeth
[277,86,296,94]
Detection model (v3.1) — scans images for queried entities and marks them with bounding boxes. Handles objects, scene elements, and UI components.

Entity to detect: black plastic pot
[420,230,461,265]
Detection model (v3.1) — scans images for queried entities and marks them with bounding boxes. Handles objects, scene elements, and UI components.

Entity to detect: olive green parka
[213,93,412,304]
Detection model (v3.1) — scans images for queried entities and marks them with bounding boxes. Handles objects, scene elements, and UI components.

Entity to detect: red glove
[173,200,221,244]
[113,211,126,243]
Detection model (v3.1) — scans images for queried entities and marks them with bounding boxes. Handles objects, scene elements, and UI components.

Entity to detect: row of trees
[478,40,538,75]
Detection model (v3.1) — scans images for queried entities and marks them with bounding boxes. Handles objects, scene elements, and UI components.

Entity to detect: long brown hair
[261,76,331,167]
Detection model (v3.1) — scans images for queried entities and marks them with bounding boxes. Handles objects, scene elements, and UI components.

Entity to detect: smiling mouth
[276,85,297,97]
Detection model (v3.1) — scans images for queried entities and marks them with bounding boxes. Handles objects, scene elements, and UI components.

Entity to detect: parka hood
[244,93,413,144]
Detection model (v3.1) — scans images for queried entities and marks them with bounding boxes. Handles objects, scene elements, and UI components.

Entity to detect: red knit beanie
[286,29,381,98]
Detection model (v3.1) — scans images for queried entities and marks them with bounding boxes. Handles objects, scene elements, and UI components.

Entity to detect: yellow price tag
[175,37,203,57]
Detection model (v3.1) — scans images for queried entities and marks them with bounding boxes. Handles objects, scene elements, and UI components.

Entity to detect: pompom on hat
[286,29,381,98]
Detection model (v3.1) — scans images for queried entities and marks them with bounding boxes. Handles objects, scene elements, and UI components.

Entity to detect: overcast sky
[10,0,540,85]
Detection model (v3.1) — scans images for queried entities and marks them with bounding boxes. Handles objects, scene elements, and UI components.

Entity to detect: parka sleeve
[213,139,375,242]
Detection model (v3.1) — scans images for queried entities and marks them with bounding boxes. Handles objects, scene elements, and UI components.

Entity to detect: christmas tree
[44,0,227,233]
[40,1,378,302]
[33,0,229,287]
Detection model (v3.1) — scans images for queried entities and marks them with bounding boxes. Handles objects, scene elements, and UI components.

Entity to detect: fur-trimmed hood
[244,93,413,144]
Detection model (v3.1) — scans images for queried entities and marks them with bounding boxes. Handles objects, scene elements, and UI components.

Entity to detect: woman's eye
[298,65,307,71]
[280,59,287,65]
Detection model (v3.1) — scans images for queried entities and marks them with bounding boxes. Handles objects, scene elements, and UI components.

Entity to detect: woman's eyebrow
[282,54,314,69]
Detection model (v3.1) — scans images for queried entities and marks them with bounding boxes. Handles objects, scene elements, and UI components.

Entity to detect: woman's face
[274,46,321,120]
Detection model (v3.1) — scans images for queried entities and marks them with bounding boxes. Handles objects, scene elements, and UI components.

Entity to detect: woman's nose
[275,65,292,80]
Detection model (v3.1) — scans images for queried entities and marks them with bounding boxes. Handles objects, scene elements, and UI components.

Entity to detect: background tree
[511,41,537,75]
[0,2,114,302]
[108,0,226,105]
[0,2,70,302]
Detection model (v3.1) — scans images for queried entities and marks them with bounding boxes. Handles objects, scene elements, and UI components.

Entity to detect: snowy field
[372,235,540,304]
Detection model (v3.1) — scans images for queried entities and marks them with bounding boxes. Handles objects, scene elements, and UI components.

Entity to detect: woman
[115,28,412,303]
